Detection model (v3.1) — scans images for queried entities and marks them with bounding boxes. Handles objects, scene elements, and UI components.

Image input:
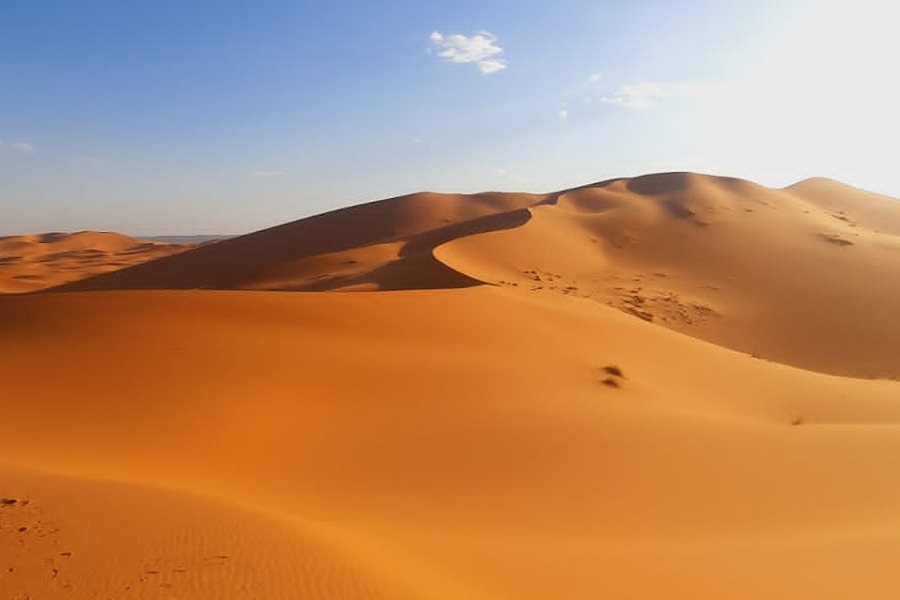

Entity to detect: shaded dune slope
[51,191,540,292]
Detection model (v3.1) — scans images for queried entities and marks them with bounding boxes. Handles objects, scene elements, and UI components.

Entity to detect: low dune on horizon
[2,171,900,599]
[0,231,193,294]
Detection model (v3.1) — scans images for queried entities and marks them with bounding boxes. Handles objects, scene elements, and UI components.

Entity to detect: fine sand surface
[2,172,900,599]
[0,231,191,293]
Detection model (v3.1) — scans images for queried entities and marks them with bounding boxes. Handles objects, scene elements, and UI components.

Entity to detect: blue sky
[2,0,897,235]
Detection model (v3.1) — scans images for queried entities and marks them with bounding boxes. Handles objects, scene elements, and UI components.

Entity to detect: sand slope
[51,191,540,292]
[42,173,900,378]
[0,231,190,293]
[786,177,900,236]
[0,465,414,600]
[3,171,900,598]
[2,287,900,599]
[436,173,900,377]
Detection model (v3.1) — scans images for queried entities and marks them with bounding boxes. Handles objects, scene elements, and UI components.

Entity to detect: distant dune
[2,172,899,599]
[0,231,191,293]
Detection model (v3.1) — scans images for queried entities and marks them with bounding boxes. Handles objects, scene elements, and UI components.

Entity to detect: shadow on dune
[46,193,538,293]
[297,207,533,291]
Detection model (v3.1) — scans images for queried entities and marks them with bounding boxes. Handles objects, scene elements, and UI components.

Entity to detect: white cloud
[600,82,711,109]
[0,140,35,153]
[588,73,603,83]
[558,102,569,120]
[430,31,507,75]
[248,170,284,178]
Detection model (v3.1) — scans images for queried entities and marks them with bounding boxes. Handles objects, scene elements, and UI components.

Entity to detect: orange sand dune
[436,172,900,377]
[4,171,900,599]
[2,287,900,599]
[0,231,191,293]
[786,177,900,236]
[52,191,539,292]
[44,173,900,378]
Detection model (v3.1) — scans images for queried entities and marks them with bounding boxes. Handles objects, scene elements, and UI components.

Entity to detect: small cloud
[79,155,100,163]
[248,169,285,178]
[0,140,35,153]
[600,81,711,109]
[430,30,507,75]
[493,168,508,176]
[588,73,603,83]
[558,102,569,120]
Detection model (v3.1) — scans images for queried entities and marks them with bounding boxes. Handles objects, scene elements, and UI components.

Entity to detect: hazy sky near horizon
[2,0,898,235]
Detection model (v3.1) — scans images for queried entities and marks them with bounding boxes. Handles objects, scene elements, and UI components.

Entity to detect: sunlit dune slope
[436,172,900,377]
[51,191,540,292]
[2,287,900,599]
[0,231,190,293]
[786,177,900,236]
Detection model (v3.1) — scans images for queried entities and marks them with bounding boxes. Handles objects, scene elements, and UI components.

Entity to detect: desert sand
[0,231,191,294]
[2,172,899,599]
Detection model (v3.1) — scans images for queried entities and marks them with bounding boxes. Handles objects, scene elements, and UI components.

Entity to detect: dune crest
[785,177,900,236]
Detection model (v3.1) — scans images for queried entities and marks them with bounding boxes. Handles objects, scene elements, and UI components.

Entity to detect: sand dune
[2,287,900,599]
[436,173,900,377]
[3,171,899,599]
[0,231,191,293]
[787,177,900,236]
[51,191,539,292]
[42,173,900,377]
